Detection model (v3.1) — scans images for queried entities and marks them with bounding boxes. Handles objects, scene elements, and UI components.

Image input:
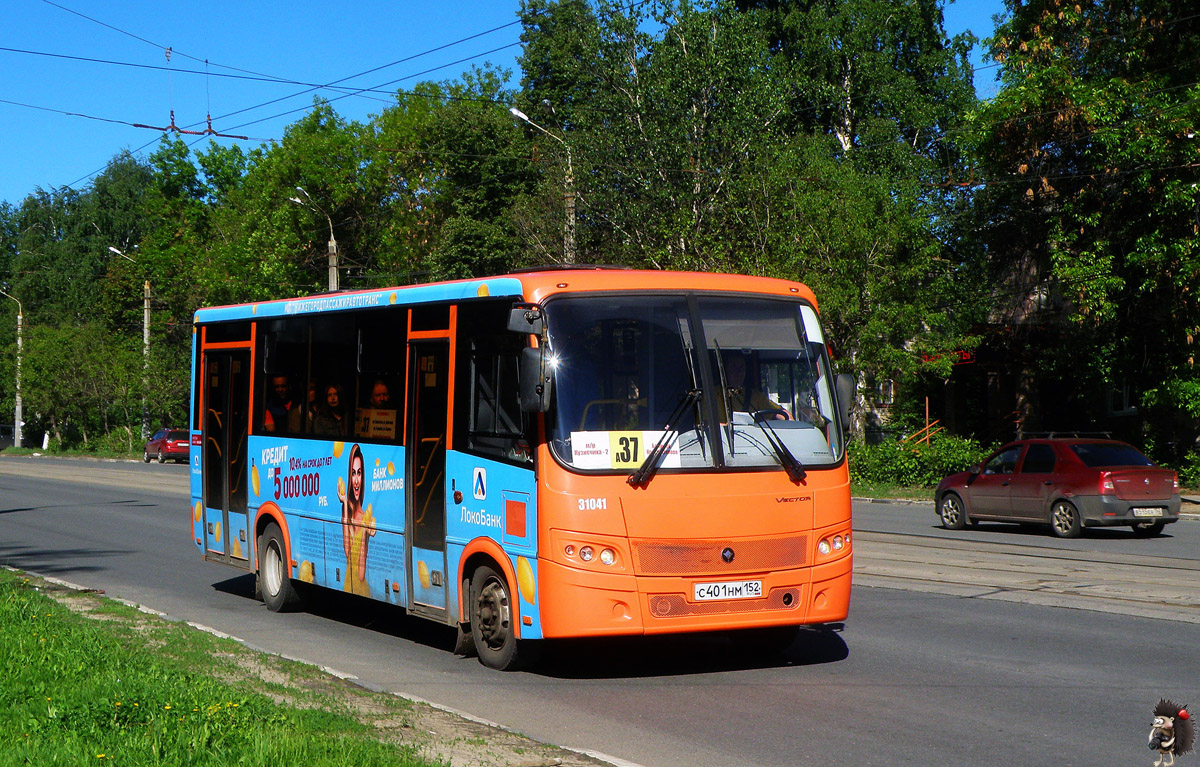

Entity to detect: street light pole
[109,246,150,440]
[142,279,151,440]
[510,107,576,264]
[289,187,339,291]
[0,289,22,448]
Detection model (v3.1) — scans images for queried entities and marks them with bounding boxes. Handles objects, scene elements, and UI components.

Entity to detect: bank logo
[473,467,486,500]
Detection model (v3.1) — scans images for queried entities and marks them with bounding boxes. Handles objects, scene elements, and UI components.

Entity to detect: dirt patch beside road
[33,570,614,767]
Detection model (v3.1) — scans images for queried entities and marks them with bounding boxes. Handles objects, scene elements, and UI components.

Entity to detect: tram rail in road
[852,526,1200,623]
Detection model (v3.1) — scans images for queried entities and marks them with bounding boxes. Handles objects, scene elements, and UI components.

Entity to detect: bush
[1174,451,1200,488]
[848,435,992,488]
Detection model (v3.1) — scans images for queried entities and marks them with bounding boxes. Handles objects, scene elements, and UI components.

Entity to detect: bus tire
[258,522,302,612]
[469,564,535,671]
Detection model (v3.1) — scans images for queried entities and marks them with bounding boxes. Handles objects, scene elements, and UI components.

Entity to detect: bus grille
[649,588,801,618]
[630,535,808,576]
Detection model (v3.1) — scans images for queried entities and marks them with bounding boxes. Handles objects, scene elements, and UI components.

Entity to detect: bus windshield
[544,294,845,473]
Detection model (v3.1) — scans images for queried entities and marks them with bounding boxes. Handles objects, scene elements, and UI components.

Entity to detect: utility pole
[109,246,150,440]
[0,289,22,448]
[143,279,151,440]
[510,107,576,264]
[289,187,339,291]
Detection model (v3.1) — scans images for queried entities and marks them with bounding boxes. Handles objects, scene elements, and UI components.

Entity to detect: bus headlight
[599,548,616,566]
[579,545,595,562]
[817,531,851,560]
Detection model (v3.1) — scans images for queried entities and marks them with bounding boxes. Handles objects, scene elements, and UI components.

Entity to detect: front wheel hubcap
[263,542,283,596]
[941,499,960,525]
[476,578,510,650]
[1053,505,1074,533]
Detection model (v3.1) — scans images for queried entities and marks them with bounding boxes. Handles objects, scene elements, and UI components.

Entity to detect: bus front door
[202,349,251,567]
[406,341,450,619]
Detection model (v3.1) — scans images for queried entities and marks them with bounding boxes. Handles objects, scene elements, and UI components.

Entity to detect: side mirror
[519,346,552,413]
[508,304,544,336]
[834,373,856,431]
[968,463,982,475]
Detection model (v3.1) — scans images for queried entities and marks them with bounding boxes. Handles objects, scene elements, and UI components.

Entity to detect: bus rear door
[406,339,451,619]
[201,348,252,567]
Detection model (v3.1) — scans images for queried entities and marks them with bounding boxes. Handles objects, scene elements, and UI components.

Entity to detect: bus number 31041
[578,497,609,511]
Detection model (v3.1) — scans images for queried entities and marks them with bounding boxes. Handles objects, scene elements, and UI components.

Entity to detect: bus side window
[353,309,405,444]
[467,342,529,463]
[457,302,530,464]
[258,320,309,437]
[309,315,358,439]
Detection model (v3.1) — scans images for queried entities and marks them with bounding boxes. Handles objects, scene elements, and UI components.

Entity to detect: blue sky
[1,0,1004,207]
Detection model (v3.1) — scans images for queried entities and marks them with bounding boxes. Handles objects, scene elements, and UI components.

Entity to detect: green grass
[0,569,445,767]
[850,481,933,501]
[0,446,137,460]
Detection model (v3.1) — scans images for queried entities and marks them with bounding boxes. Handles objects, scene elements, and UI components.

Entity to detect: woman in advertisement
[339,443,375,596]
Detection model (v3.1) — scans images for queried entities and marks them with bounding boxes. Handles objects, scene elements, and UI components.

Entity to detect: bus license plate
[694,580,763,602]
[1133,507,1164,517]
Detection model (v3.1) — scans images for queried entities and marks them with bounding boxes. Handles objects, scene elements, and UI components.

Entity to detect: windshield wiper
[628,389,702,488]
[753,412,807,482]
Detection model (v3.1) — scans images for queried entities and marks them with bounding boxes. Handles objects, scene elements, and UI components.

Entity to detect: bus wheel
[470,565,534,671]
[258,522,301,612]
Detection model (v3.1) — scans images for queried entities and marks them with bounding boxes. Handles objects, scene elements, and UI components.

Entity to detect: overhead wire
[14,3,530,191]
[15,2,1200,207]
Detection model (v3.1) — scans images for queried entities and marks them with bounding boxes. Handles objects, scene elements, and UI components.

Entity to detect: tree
[967,0,1200,454]
[517,0,980,431]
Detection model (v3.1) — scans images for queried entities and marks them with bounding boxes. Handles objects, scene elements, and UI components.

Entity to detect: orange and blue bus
[189,268,854,669]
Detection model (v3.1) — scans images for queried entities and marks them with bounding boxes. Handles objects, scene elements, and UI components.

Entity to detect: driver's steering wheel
[752,408,790,422]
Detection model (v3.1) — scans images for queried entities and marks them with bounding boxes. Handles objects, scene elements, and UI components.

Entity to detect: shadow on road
[532,627,849,679]
[211,571,849,678]
[0,543,128,576]
[930,521,1177,541]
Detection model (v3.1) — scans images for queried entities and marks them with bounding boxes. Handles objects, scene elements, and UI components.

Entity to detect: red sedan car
[935,438,1180,538]
[143,428,190,464]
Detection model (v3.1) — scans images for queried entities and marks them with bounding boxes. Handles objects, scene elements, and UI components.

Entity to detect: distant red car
[935,438,1181,538]
[143,429,190,464]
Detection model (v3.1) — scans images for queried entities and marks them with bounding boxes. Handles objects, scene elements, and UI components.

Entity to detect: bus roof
[192,269,818,324]
[512,268,817,309]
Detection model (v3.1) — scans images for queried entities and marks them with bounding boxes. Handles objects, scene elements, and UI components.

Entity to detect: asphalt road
[2,455,1198,767]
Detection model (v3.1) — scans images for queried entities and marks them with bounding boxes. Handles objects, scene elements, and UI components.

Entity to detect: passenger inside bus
[289,381,318,434]
[263,374,295,433]
[314,383,349,437]
[356,378,397,440]
[367,379,390,407]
